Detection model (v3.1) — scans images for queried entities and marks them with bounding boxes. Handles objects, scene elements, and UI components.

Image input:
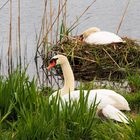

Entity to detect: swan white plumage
[47,55,130,123]
[80,27,125,45]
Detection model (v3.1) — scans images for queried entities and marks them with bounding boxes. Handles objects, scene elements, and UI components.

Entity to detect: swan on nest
[79,27,125,45]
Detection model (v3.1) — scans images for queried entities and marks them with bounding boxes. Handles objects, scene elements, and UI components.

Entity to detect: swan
[47,55,130,123]
[79,27,125,45]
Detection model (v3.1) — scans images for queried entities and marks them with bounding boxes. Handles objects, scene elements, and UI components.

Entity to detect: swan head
[79,27,101,41]
[47,55,68,70]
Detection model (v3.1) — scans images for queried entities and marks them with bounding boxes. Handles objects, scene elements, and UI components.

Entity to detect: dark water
[0,0,140,76]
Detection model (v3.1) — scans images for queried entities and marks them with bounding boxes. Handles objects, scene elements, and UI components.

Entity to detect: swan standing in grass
[47,55,130,123]
[79,27,125,45]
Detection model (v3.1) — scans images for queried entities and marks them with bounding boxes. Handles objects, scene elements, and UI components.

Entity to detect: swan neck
[61,61,74,95]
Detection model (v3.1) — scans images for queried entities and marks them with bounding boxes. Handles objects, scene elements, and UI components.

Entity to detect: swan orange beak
[47,60,56,70]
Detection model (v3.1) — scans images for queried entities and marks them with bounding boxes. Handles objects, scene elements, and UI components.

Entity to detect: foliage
[127,73,140,92]
[0,69,37,124]
[0,69,140,140]
[124,92,140,113]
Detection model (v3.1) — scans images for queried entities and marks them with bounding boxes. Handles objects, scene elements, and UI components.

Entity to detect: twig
[116,0,131,34]
[69,0,97,32]
[0,0,10,11]
[103,48,121,69]
[60,52,96,63]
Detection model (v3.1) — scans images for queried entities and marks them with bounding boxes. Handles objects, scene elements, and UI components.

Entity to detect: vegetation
[0,69,140,140]
[0,0,140,139]
[50,37,140,82]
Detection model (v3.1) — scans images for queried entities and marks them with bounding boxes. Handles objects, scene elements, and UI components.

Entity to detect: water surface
[0,0,140,75]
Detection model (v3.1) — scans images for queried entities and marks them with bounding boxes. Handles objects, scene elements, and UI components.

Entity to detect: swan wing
[88,90,115,110]
[60,90,116,110]
[88,89,130,111]
[50,89,130,111]
[102,105,129,123]
[60,90,81,102]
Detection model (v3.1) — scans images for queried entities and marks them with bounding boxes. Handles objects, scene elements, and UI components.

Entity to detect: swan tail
[102,105,129,124]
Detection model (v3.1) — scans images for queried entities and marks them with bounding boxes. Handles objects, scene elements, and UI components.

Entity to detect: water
[67,0,140,39]
[0,0,140,76]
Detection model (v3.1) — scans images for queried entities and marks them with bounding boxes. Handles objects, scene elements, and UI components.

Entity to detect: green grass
[127,73,140,92]
[0,69,140,140]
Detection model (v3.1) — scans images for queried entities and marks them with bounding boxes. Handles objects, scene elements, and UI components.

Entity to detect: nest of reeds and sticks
[46,37,140,82]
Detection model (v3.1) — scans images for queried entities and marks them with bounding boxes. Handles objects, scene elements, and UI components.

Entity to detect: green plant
[0,68,37,123]
[0,69,140,139]
[124,92,140,112]
[127,73,140,92]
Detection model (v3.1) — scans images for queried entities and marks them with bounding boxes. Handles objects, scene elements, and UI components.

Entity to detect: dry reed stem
[37,0,68,49]
[69,0,97,31]
[102,48,121,69]
[35,0,68,86]
[116,0,131,34]
[18,0,21,71]
[49,0,53,86]
[62,52,96,63]
[55,0,61,43]
[36,0,48,50]
[8,0,12,74]
[0,0,10,11]
[35,0,48,85]
[64,0,67,27]
[50,0,53,43]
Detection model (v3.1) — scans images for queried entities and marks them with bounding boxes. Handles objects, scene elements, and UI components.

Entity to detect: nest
[50,37,140,81]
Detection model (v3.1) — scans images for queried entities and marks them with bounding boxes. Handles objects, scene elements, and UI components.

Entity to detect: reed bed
[36,0,97,87]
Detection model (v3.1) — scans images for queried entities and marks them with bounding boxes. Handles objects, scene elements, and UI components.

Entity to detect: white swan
[47,55,130,123]
[80,27,125,45]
